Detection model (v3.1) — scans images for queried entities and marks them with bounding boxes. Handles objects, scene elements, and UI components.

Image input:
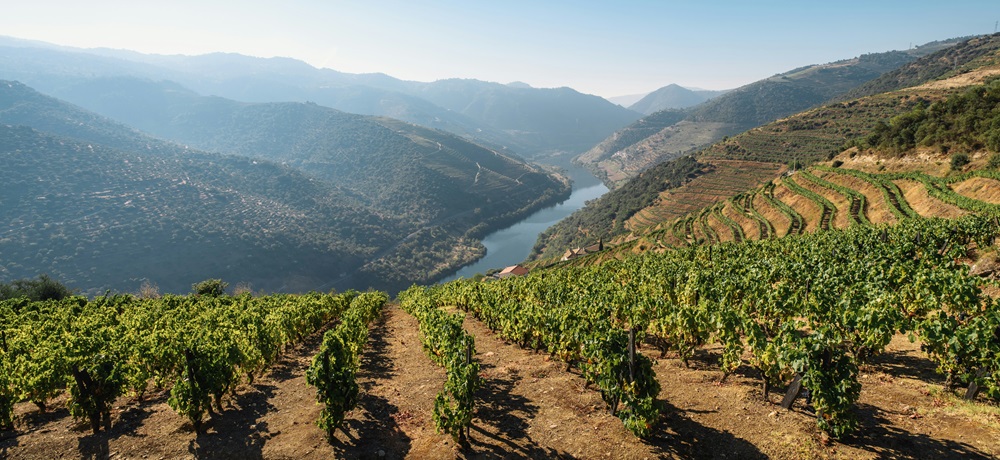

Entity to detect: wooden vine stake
[780,374,804,409]
[628,328,636,384]
[965,368,988,400]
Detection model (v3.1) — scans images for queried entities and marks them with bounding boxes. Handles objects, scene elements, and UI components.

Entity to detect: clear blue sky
[2,1,996,97]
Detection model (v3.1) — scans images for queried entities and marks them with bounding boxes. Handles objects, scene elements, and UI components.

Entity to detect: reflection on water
[442,170,608,282]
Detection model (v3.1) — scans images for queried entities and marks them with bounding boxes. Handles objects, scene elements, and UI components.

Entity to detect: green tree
[192,279,228,297]
[950,153,970,171]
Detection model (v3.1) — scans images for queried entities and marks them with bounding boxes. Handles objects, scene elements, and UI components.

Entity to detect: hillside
[0,39,640,161]
[0,124,399,295]
[41,77,567,224]
[0,80,569,293]
[536,34,1000,261]
[627,84,727,115]
[578,39,961,186]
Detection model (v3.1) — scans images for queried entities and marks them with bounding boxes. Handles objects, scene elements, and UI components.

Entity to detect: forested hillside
[42,77,566,223]
[0,80,569,293]
[0,124,397,295]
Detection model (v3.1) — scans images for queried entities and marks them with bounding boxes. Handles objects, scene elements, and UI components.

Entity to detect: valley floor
[2,305,998,459]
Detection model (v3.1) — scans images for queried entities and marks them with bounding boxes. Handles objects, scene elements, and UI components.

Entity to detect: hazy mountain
[410,78,641,156]
[0,38,640,160]
[32,76,567,224]
[0,80,569,293]
[627,84,728,115]
[578,40,963,186]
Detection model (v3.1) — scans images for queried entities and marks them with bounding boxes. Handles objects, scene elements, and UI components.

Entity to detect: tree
[950,153,970,171]
[192,279,228,297]
[987,153,1000,170]
[0,275,73,301]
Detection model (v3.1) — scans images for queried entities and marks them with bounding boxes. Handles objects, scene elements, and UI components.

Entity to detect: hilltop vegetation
[859,76,1000,153]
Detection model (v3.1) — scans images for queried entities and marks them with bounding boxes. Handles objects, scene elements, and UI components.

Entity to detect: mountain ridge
[577,38,965,187]
[0,36,640,161]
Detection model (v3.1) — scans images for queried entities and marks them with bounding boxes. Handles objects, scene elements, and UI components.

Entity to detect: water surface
[443,167,608,281]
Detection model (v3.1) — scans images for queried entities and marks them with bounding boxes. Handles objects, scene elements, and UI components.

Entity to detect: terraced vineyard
[637,159,1000,250]
[624,160,785,235]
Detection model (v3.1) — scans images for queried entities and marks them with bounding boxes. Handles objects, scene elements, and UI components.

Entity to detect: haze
[1,0,995,97]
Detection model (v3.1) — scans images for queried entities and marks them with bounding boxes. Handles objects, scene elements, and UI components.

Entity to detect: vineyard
[3,213,1000,457]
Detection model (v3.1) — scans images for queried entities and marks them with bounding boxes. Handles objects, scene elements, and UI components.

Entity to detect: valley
[2,22,1000,460]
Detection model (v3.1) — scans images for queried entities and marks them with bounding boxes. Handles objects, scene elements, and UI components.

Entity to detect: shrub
[951,153,970,171]
[137,280,160,299]
[0,275,73,301]
[192,279,228,297]
[988,153,1000,170]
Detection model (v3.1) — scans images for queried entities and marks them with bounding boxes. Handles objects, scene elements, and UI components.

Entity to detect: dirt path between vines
[2,304,999,459]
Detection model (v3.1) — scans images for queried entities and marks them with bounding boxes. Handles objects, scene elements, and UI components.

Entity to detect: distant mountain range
[0,80,568,294]
[577,38,965,187]
[0,36,640,163]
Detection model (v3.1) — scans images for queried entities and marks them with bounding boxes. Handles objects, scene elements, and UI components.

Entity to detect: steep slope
[534,33,1000,261]
[579,39,961,186]
[627,84,727,115]
[0,124,400,295]
[0,81,568,293]
[28,77,569,227]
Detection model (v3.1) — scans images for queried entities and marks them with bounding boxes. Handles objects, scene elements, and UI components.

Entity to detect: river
[442,166,608,282]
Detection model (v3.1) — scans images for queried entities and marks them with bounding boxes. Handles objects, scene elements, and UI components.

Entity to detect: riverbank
[442,165,608,282]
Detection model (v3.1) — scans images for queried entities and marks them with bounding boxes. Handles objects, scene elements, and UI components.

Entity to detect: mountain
[0,80,569,293]
[533,34,1000,261]
[410,79,641,158]
[627,84,728,115]
[577,39,963,187]
[0,38,640,161]
[28,77,568,225]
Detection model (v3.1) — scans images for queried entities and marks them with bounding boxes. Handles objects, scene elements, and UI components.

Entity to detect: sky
[1,1,997,97]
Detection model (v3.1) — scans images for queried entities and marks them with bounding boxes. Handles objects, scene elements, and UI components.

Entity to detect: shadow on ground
[334,314,411,459]
[462,361,568,459]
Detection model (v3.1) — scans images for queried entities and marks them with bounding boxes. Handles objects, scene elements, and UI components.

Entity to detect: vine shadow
[842,403,993,459]
[333,314,411,459]
[461,361,567,459]
[75,391,163,459]
[869,349,943,384]
[187,383,278,459]
[642,399,768,459]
